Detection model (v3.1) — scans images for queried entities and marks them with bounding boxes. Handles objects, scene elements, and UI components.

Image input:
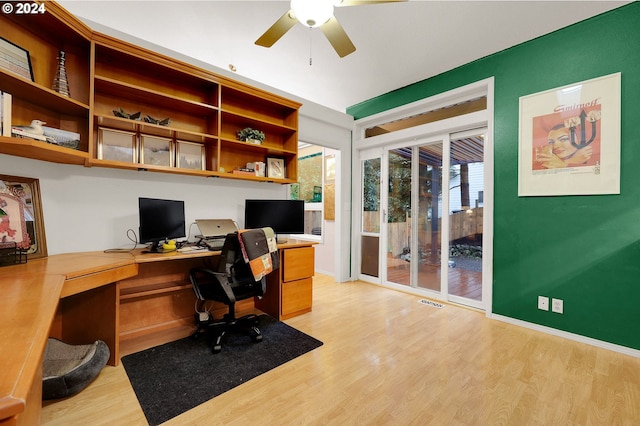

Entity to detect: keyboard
[177,246,207,253]
[200,239,225,250]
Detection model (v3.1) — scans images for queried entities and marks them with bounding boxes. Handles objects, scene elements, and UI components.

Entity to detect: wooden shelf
[219,138,297,156]
[94,76,218,117]
[212,171,296,184]
[0,1,301,184]
[87,157,216,177]
[0,136,89,165]
[120,282,191,300]
[0,71,90,116]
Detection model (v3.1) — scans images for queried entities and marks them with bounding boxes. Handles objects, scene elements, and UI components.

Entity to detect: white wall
[0,155,287,254]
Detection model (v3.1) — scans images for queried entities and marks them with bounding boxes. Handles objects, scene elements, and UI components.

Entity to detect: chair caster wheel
[249,326,262,342]
[212,344,222,354]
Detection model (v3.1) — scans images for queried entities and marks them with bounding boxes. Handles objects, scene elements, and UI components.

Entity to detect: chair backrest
[217,232,255,285]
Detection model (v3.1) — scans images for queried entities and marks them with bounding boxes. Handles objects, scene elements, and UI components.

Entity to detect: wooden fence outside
[363,207,483,257]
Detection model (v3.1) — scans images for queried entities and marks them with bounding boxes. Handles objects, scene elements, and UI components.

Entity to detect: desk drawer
[282,277,312,318]
[282,246,314,282]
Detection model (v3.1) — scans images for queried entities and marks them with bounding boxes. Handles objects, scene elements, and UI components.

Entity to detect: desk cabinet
[258,245,315,320]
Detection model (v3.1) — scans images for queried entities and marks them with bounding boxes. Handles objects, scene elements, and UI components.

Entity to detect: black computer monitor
[138,197,186,252]
[244,199,304,242]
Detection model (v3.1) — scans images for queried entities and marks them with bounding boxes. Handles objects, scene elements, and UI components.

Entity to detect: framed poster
[518,72,621,196]
[0,174,47,258]
[0,36,34,81]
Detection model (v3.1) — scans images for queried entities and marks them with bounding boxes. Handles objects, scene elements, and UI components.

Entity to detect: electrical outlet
[538,296,549,311]
[552,298,563,314]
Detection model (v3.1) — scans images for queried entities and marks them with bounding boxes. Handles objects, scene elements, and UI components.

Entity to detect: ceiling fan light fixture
[291,0,334,28]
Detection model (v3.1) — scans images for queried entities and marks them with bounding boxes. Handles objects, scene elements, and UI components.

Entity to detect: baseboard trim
[490,313,640,358]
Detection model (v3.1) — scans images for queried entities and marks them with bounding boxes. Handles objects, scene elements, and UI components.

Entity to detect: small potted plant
[236,127,265,145]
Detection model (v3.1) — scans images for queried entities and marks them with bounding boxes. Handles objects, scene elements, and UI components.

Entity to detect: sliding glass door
[447,131,485,307]
[385,142,444,292]
[359,129,486,309]
[359,152,382,278]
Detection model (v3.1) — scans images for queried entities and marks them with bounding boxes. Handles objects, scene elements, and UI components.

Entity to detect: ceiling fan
[255,0,406,58]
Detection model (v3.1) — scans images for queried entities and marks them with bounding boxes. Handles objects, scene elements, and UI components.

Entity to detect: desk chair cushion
[238,227,279,281]
[42,338,110,400]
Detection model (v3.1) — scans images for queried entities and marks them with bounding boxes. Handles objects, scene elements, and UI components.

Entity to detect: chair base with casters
[189,229,278,354]
[192,306,262,354]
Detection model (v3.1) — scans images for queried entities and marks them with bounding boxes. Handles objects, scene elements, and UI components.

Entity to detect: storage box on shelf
[0,2,91,164]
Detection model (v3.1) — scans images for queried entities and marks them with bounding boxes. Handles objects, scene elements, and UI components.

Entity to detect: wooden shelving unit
[0,1,301,183]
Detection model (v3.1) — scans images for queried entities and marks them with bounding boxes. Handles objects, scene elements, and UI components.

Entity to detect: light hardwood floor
[42,274,640,425]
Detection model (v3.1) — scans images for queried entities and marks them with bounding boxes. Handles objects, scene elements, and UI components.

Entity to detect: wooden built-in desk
[0,241,314,426]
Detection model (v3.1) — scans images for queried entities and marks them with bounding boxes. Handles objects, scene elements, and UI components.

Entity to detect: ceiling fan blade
[320,16,356,58]
[255,9,297,47]
[336,0,407,6]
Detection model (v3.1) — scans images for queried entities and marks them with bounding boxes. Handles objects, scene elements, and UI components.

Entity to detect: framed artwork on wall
[518,72,621,196]
[0,174,47,259]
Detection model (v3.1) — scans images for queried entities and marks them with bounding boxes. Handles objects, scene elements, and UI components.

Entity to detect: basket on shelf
[0,242,27,266]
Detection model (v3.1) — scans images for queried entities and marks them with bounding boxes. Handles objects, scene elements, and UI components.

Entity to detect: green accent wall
[348,3,640,350]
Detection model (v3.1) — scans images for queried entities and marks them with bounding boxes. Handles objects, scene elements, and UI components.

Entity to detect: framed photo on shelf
[266,157,285,179]
[140,135,172,167]
[0,174,47,259]
[176,140,204,170]
[98,128,137,163]
[518,72,621,196]
[0,36,34,81]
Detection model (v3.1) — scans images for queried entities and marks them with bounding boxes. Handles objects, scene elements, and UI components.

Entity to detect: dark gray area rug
[121,315,322,425]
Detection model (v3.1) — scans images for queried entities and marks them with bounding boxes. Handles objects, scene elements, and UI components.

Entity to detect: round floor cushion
[42,338,110,400]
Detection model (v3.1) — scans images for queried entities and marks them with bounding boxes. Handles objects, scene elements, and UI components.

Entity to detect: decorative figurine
[11,119,56,144]
[13,119,45,135]
[144,115,170,126]
[52,50,70,97]
[113,107,141,120]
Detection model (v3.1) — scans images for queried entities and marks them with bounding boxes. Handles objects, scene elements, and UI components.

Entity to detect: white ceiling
[57,0,629,113]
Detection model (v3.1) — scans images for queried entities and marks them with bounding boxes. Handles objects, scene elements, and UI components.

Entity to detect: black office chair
[189,228,278,353]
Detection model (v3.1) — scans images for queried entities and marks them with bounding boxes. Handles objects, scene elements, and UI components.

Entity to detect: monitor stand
[142,241,166,253]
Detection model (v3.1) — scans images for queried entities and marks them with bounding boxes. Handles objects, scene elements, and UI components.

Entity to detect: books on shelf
[232,168,256,176]
[0,91,12,137]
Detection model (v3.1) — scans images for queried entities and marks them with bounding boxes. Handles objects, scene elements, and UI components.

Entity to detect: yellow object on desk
[162,240,176,251]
